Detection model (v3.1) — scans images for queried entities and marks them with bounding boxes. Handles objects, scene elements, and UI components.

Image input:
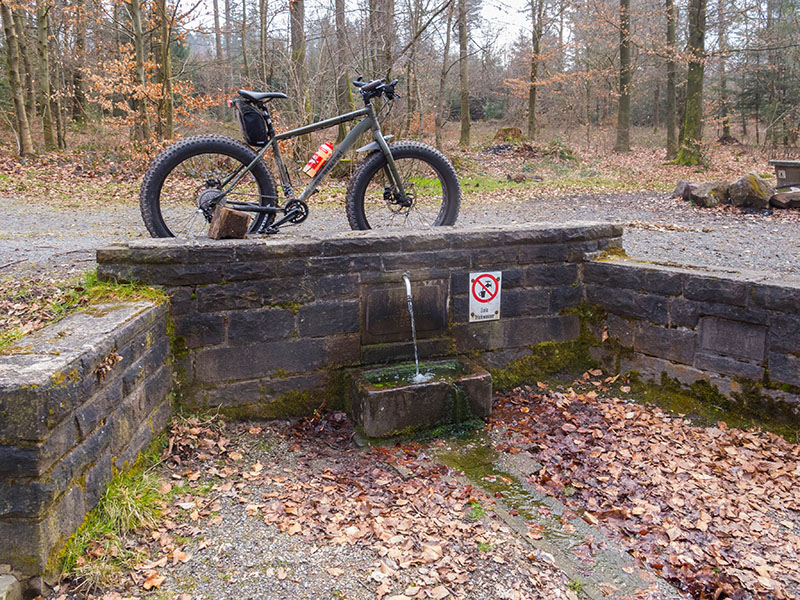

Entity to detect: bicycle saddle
[238,90,288,102]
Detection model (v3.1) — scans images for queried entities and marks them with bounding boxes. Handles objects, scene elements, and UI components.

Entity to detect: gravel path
[1,192,798,280]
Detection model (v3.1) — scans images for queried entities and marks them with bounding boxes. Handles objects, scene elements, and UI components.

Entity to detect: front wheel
[345,141,460,230]
[140,134,277,238]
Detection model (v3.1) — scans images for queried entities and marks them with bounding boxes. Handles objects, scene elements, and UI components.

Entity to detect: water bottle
[303,142,334,177]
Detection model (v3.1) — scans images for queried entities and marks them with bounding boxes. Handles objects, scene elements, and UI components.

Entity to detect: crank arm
[259,208,302,234]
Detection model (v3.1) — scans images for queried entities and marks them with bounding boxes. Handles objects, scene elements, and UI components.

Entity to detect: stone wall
[96,224,622,415]
[0,302,172,583]
[585,260,800,409]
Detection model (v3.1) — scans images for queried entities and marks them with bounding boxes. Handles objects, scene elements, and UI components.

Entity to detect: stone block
[227,309,294,344]
[471,247,519,268]
[234,239,320,261]
[222,258,308,282]
[699,316,767,361]
[0,575,22,600]
[309,273,361,301]
[633,322,696,365]
[524,263,579,287]
[750,284,800,314]
[350,360,492,438]
[196,282,263,313]
[517,244,571,264]
[307,255,382,275]
[142,264,225,286]
[360,338,454,366]
[194,338,327,382]
[769,352,800,387]
[684,276,748,306]
[382,251,442,271]
[361,280,448,344]
[74,379,123,441]
[669,298,700,328]
[606,313,635,347]
[167,287,195,316]
[694,352,764,380]
[452,320,505,353]
[586,285,669,324]
[550,285,583,311]
[0,423,110,519]
[175,313,227,348]
[432,249,475,269]
[504,314,580,348]
[769,315,800,353]
[500,288,549,318]
[323,335,362,368]
[584,261,683,295]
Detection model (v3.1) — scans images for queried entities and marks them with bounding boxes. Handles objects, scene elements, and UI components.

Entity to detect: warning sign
[469,271,501,322]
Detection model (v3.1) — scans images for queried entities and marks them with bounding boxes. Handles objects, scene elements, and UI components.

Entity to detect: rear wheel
[345,142,460,230]
[140,134,277,238]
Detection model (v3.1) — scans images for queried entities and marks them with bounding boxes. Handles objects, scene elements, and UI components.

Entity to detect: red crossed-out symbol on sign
[471,273,499,303]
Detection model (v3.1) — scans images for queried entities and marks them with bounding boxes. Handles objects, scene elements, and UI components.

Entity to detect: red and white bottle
[303,142,334,176]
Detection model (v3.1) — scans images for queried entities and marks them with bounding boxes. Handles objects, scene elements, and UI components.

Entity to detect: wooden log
[208,206,251,239]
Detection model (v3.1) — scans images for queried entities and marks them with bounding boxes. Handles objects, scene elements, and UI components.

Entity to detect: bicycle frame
[221,101,407,220]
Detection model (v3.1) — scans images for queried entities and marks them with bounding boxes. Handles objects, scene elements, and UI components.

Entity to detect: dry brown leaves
[491,374,800,600]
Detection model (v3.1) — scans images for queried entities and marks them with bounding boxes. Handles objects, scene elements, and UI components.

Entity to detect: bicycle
[139,77,461,237]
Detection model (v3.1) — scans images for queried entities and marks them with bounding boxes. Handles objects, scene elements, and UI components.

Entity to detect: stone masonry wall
[585,260,800,410]
[0,302,172,583]
[96,224,622,415]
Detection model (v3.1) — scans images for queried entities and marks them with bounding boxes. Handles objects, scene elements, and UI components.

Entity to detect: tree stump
[208,206,250,239]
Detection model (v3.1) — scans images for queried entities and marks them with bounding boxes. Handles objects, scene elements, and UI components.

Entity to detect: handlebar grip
[352,76,366,88]
[362,78,385,92]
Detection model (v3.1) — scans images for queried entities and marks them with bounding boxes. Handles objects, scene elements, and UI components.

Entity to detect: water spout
[401,273,432,383]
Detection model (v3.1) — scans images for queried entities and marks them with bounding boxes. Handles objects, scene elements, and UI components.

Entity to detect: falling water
[402,273,433,384]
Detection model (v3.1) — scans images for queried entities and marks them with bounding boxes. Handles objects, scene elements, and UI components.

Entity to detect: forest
[0,0,798,167]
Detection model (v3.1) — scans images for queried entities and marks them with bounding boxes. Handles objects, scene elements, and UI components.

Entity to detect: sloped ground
[51,371,799,600]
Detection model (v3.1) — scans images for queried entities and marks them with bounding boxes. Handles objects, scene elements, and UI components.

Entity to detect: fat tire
[345,141,461,230]
[140,134,277,238]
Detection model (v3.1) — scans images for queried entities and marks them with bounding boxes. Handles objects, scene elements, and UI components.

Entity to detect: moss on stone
[627,371,798,442]
[490,302,604,391]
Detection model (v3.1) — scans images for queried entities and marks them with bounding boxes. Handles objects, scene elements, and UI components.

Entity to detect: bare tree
[1,0,34,155]
[614,0,631,151]
[37,0,57,148]
[457,0,469,146]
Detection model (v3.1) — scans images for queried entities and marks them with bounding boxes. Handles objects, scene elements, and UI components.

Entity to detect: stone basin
[349,359,492,438]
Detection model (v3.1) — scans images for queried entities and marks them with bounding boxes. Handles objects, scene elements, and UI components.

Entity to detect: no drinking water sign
[469,271,502,322]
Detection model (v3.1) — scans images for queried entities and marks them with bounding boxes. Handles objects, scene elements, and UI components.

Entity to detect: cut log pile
[673,171,800,210]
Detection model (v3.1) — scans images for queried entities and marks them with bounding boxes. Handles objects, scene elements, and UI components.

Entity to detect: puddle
[437,434,682,600]
[362,360,466,388]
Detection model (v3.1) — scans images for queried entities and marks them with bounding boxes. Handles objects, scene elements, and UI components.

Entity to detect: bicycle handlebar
[352,77,399,102]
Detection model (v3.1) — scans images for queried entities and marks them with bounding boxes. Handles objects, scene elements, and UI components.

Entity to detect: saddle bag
[234,100,268,146]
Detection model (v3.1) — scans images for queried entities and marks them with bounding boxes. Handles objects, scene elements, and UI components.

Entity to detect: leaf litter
[489,373,800,600]
[53,374,799,600]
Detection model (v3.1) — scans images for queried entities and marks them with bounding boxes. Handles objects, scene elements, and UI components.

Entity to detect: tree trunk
[224,0,232,87]
[290,0,309,157]
[334,0,352,142]
[36,0,56,149]
[434,0,454,150]
[717,0,730,138]
[528,0,544,140]
[157,0,173,139]
[653,81,660,128]
[259,0,267,85]
[213,0,223,60]
[72,0,86,121]
[676,0,706,165]
[13,10,36,117]
[665,0,677,158]
[128,0,150,141]
[457,0,469,147]
[1,0,34,155]
[614,0,631,152]
[241,0,250,81]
